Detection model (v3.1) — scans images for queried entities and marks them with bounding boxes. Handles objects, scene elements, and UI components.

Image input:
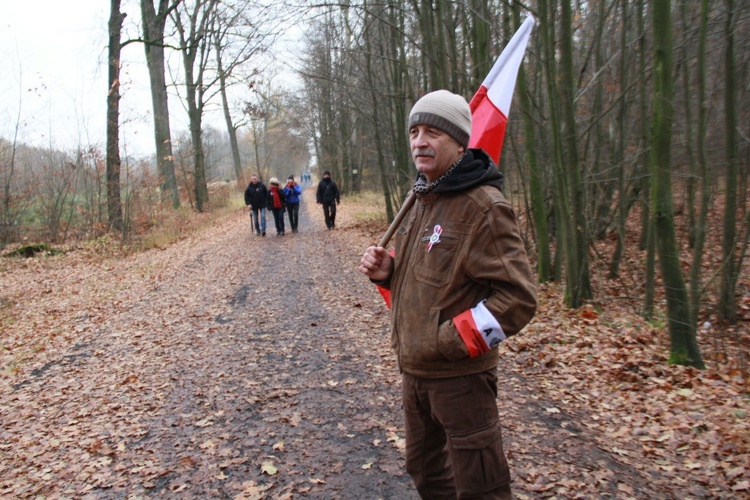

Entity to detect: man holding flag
[358,18,536,499]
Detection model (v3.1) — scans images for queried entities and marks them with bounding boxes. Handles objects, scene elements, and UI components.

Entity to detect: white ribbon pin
[427,225,443,252]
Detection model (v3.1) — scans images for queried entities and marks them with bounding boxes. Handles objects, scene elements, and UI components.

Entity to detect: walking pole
[377,191,417,248]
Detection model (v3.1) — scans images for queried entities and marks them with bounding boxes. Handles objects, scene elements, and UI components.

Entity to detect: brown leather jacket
[381,150,537,378]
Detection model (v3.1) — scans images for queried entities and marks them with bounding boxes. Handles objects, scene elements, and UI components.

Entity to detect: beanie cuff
[409,112,469,148]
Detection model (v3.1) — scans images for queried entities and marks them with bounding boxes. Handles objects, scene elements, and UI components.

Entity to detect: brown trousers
[402,370,511,499]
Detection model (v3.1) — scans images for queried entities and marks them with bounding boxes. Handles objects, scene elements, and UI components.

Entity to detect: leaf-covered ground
[1,187,748,498]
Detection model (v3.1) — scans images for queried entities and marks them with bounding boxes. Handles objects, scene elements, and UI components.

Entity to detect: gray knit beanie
[408,90,472,148]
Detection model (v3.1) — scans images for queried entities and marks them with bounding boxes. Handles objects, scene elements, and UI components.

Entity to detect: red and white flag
[468,16,535,165]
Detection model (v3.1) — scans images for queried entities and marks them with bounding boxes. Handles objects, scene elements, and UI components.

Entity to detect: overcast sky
[0,1,299,158]
[0,1,152,155]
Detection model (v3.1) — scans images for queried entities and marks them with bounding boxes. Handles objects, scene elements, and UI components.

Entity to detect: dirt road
[2,189,415,498]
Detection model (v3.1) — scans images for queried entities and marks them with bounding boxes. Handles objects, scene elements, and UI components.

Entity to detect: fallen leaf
[261,461,278,476]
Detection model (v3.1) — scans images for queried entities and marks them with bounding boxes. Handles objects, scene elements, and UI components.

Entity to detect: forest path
[1,188,686,498]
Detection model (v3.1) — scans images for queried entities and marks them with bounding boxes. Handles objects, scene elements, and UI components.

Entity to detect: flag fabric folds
[468,16,535,166]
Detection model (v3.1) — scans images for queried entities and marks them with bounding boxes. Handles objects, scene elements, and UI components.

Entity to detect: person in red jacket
[266,178,287,236]
[359,90,537,499]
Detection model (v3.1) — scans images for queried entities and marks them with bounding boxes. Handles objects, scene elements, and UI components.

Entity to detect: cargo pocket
[449,423,511,495]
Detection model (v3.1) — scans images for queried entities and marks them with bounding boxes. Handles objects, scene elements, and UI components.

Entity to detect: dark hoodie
[428,148,503,195]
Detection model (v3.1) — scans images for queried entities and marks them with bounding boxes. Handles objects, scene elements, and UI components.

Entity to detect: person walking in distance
[316,170,340,230]
[284,175,302,233]
[267,177,287,236]
[358,90,537,499]
[244,174,267,236]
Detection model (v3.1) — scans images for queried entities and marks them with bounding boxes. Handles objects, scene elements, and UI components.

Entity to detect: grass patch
[2,244,65,258]
[347,191,388,224]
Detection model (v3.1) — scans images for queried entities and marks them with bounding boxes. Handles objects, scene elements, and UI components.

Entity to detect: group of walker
[244,172,340,236]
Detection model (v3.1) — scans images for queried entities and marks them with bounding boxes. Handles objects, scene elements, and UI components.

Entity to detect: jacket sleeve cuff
[453,301,506,358]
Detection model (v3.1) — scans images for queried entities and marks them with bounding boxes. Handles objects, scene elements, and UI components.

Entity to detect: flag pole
[377,191,416,248]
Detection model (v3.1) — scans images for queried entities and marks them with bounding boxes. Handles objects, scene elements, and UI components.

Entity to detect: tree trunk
[643,206,656,320]
[679,0,698,248]
[467,0,491,87]
[1,77,24,246]
[215,40,242,184]
[590,0,611,243]
[689,0,711,329]
[106,0,124,232]
[651,0,704,368]
[513,4,550,282]
[387,1,412,203]
[187,87,208,212]
[637,0,654,319]
[719,0,738,322]
[363,1,394,222]
[559,0,592,306]
[540,0,569,287]
[636,0,651,251]
[141,0,180,209]
[609,0,629,277]
[173,0,216,212]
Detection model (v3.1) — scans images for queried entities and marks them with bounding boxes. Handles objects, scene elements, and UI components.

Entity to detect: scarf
[270,186,282,208]
[412,152,467,195]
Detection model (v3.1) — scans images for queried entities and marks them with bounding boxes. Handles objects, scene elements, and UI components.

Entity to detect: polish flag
[468,16,535,165]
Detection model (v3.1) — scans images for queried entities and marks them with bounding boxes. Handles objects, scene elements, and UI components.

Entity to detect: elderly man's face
[409,124,464,182]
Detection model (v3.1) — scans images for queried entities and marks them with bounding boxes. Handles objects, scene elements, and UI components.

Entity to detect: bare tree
[243,83,310,183]
[0,70,26,246]
[688,0,711,329]
[141,0,182,209]
[650,0,704,368]
[211,0,277,185]
[719,0,739,322]
[107,0,125,231]
[512,4,551,282]
[171,0,218,212]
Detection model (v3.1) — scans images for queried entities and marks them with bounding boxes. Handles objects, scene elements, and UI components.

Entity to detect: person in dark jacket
[283,175,303,233]
[244,174,267,236]
[267,177,287,236]
[316,171,340,230]
[358,90,537,499]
